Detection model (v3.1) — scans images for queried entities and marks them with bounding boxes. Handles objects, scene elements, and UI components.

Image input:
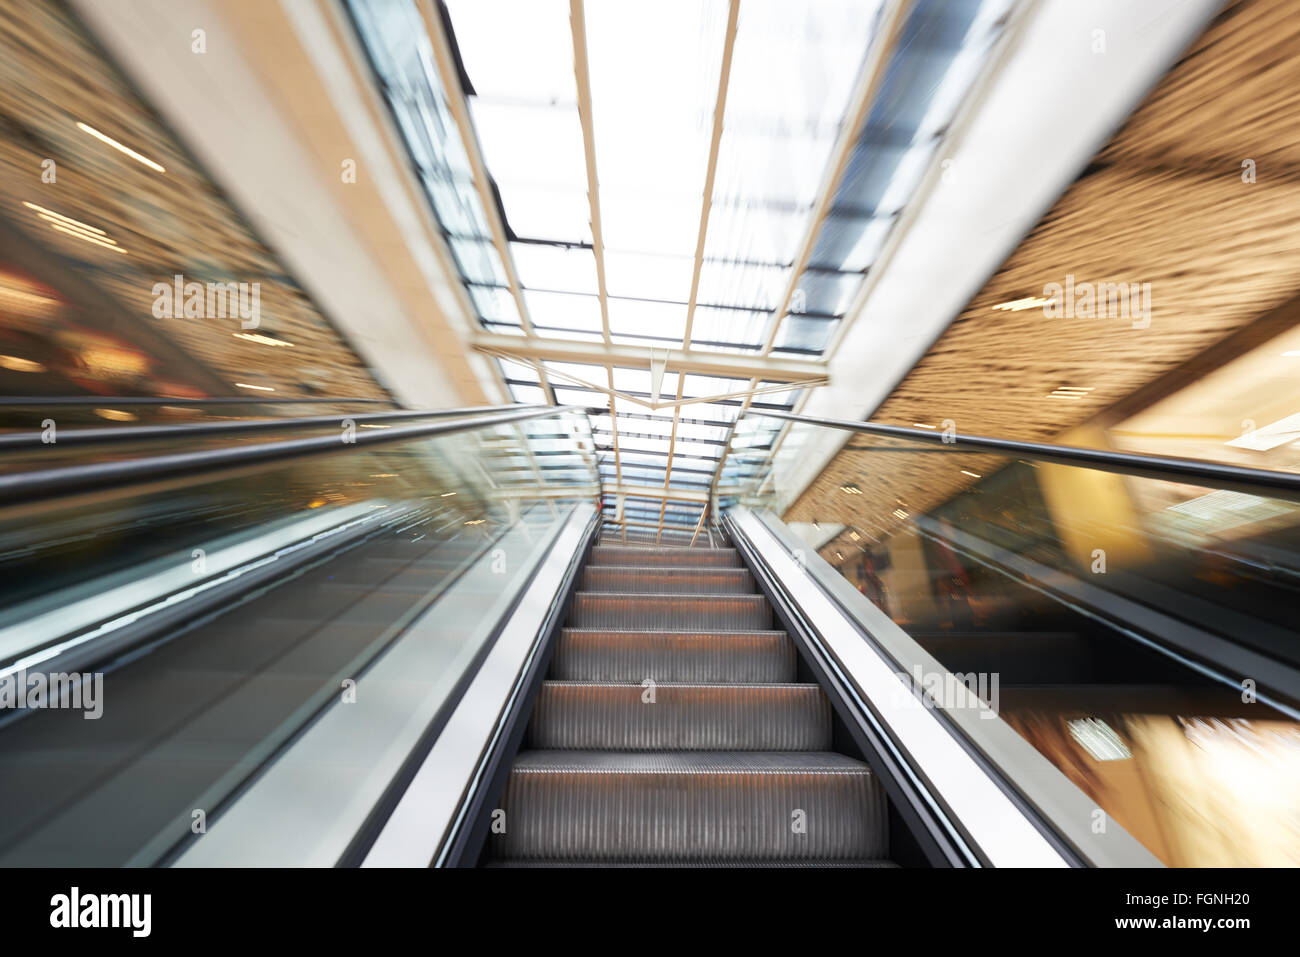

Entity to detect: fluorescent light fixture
[992,295,1056,312]
[1067,718,1131,761]
[892,508,909,519]
[0,354,45,373]
[839,484,862,495]
[233,332,294,347]
[44,221,127,254]
[23,202,106,235]
[1226,412,1300,452]
[234,382,275,392]
[93,408,136,422]
[961,469,982,478]
[913,422,936,429]
[76,121,165,173]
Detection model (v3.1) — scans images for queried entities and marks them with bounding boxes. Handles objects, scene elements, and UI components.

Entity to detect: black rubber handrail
[0,395,393,406]
[745,408,1300,502]
[0,404,529,450]
[0,405,576,507]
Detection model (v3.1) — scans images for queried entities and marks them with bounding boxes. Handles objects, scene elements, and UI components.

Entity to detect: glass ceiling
[347,0,1015,542]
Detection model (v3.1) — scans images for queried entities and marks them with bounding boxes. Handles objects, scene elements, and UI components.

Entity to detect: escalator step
[569,592,771,630]
[553,629,796,683]
[589,545,742,568]
[491,750,887,862]
[527,682,831,750]
[580,565,754,594]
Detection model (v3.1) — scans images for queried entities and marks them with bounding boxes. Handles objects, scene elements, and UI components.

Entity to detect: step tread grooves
[528,682,832,751]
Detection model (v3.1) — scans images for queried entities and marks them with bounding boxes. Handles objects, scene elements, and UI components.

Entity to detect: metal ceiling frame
[425,0,920,540]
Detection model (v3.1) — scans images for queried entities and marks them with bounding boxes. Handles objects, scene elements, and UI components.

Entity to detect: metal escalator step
[491,750,888,862]
[580,565,754,594]
[590,545,742,568]
[569,593,770,630]
[553,629,796,682]
[527,682,831,750]
[485,858,898,868]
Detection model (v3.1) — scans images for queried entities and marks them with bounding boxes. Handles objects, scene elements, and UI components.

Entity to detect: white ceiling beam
[470,332,827,382]
[490,483,731,504]
[665,0,740,542]
[570,0,612,346]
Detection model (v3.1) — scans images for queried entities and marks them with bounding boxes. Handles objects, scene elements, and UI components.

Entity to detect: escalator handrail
[0,404,583,507]
[746,408,1300,502]
[0,403,532,450]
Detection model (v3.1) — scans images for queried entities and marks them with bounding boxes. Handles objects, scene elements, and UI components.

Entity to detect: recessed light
[76,121,165,173]
[1067,718,1131,761]
[233,332,294,347]
[960,469,982,479]
[234,382,275,392]
[0,354,45,373]
[913,423,936,429]
[992,296,1057,312]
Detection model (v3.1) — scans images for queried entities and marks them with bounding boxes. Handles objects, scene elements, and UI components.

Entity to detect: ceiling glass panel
[511,243,599,295]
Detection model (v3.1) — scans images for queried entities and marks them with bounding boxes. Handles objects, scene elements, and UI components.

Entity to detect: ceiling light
[960,469,982,479]
[992,295,1057,312]
[1282,351,1300,357]
[0,355,45,373]
[370,473,398,478]
[233,332,294,347]
[848,530,860,541]
[835,551,843,560]
[234,382,275,392]
[22,202,105,234]
[464,519,486,526]
[93,408,136,422]
[839,483,862,495]
[1066,718,1131,761]
[913,423,936,429]
[892,508,909,519]
[76,121,166,173]
[441,492,458,497]
[44,221,127,254]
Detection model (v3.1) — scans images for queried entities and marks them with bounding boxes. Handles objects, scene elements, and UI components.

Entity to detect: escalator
[1,400,1298,868]
[488,543,891,867]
